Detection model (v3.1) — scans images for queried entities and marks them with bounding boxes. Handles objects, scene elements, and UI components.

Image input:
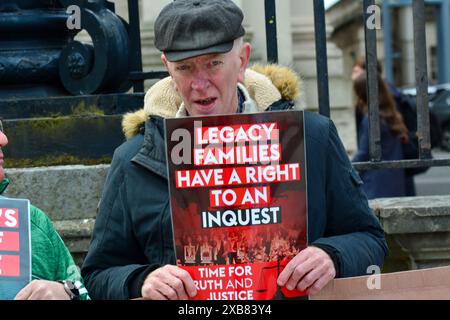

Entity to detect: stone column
[240,0,291,65]
[232,0,256,59]
[398,6,416,87]
[274,0,294,66]
[291,0,356,152]
[140,0,171,88]
[241,0,265,63]
[112,0,129,22]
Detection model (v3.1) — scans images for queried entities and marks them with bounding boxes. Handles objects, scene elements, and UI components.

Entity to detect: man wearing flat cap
[82,0,387,300]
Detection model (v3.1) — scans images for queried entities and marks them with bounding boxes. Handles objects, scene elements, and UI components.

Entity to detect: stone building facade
[326,0,440,89]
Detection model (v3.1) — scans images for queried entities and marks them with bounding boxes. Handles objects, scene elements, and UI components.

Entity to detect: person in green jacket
[0,120,89,300]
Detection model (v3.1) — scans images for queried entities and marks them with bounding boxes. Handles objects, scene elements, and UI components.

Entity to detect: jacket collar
[131,117,168,179]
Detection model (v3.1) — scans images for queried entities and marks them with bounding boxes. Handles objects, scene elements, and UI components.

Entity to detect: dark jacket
[352,114,407,199]
[82,66,388,300]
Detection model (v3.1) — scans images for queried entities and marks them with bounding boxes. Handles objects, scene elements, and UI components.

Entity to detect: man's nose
[0,131,8,148]
[191,71,210,91]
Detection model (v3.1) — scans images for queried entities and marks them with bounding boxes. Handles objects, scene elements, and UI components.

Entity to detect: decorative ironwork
[58,0,131,95]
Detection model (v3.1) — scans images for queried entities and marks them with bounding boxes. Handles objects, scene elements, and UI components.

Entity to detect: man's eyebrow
[208,54,221,59]
[198,54,223,62]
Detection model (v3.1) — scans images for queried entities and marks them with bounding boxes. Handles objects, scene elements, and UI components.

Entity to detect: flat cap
[154,0,245,62]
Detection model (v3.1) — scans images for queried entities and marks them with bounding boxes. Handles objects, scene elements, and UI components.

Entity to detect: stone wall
[5,165,450,271]
[371,196,450,270]
[4,165,108,265]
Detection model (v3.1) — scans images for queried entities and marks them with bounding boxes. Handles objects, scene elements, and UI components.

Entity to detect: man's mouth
[195,97,217,106]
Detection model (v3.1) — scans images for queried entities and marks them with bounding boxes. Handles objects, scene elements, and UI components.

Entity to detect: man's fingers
[14,289,30,300]
[277,249,310,286]
[295,262,328,292]
[14,281,34,300]
[278,259,298,287]
[158,271,189,300]
[14,280,71,300]
[28,290,44,300]
[142,280,168,300]
[142,265,197,300]
[147,287,169,301]
[152,279,179,300]
[284,257,320,291]
[305,261,336,296]
[167,266,197,298]
[277,246,337,293]
[16,281,48,300]
[306,271,334,296]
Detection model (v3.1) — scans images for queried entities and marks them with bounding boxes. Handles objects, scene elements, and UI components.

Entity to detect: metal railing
[126,0,169,91]
[128,0,450,170]
[310,0,450,171]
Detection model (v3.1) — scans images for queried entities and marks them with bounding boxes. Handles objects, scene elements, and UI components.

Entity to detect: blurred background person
[351,57,441,196]
[352,72,410,199]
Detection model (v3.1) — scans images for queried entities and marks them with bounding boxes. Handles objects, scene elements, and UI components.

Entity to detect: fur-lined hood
[122,64,302,139]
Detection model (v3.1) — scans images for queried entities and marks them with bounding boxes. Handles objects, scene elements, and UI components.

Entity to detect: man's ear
[161,54,170,73]
[161,54,178,91]
[238,43,252,84]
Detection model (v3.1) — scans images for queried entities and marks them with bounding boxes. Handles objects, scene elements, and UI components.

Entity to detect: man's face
[0,121,8,182]
[162,42,251,116]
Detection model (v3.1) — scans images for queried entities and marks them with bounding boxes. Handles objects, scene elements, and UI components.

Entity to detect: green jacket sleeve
[30,205,90,300]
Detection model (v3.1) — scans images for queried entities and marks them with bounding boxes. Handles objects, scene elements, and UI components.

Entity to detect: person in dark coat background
[351,58,435,196]
[352,71,409,199]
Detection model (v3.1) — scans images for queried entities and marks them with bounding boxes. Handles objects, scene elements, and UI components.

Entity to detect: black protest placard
[165,110,307,300]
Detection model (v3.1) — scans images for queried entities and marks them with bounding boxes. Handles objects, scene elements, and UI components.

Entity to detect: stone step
[4,165,108,221]
[53,218,95,267]
[53,218,96,238]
